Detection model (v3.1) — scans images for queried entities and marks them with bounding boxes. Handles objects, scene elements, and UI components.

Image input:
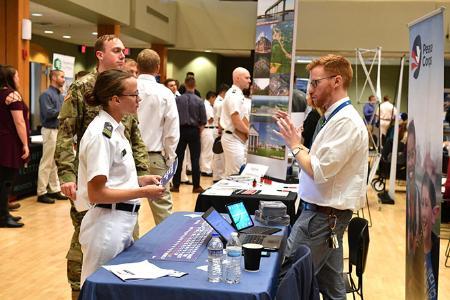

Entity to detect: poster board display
[248,0,298,180]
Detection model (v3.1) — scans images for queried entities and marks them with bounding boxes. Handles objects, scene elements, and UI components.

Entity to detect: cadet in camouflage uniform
[55,35,151,297]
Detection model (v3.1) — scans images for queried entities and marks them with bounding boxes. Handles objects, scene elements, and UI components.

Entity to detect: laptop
[202,207,283,251]
[225,201,281,235]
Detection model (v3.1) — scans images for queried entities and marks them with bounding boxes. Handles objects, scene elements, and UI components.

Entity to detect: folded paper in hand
[160,157,178,186]
[103,260,187,281]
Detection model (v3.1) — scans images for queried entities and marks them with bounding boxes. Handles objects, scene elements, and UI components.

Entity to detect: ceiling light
[204,50,212,53]
[62,35,71,39]
[44,30,54,34]
[32,13,43,17]
[92,32,98,36]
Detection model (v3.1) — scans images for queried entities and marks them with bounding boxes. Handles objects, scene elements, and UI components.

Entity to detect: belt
[148,151,162,154]
[225,130,233,134]
[301,201,348,215]
[96,203,140,213]
[205,126,216,129]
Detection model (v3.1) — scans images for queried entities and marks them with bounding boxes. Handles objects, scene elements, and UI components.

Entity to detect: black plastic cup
[243,243,263,272]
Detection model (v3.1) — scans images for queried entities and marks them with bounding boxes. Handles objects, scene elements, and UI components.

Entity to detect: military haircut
[307,54,353,90]
[94,34,119,53]
[184,76,195,89]
[136,49,160,74]
[49,69,64,81]
[85,69,133,107]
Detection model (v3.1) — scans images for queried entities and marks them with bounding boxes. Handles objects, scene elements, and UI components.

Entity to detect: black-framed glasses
[309,75,337,88]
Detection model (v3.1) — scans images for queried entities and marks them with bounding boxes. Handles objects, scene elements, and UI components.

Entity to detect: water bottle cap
[211,233,219,237]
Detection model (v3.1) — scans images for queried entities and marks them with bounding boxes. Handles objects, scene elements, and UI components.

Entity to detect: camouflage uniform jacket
[55,72,150,184]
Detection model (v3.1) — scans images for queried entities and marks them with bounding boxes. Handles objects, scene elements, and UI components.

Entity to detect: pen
[123,269,135,275]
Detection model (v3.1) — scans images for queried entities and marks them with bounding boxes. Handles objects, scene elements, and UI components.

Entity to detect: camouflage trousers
[66,201,140,291]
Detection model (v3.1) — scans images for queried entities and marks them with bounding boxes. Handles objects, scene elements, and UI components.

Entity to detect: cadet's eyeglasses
[309,75,337,88]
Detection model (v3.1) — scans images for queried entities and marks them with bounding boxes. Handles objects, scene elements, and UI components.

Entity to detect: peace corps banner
[248,0,298,179]
[406,8,444,300]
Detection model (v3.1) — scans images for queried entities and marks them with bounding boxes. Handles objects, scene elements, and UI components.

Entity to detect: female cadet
[78,69,165,284]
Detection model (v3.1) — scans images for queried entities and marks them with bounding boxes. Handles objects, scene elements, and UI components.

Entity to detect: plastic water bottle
[224,232,241,284]
[207,233,223,282]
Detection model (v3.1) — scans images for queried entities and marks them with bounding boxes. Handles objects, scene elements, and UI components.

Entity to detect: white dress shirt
[77,110,140,211]
[220,85,246,132]
[299,97,368,211]
[137,74,180,163]
[213,95,223,127]
[204,99,214,126]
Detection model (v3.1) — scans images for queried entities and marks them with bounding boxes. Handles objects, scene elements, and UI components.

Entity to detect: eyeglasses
[309,75,337,88]
[119,92,140,100]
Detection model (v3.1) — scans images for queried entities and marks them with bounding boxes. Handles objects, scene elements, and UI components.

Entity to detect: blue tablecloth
[80,212,288,300]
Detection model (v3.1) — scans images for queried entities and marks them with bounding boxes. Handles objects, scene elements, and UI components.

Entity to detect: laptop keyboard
[241,226,279,235]
[240,234,265,244]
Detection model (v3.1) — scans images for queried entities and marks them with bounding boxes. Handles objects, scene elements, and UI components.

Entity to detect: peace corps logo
[411,35,421,79]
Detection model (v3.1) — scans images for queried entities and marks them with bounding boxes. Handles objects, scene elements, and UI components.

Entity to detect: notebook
[225,201,281,235]
[202,207,283,251]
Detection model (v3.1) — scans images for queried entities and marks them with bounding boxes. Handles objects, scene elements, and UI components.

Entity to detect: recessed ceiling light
[62,35,71,39]
[92,32,98,36]
[44,30,54,34]
[32,13,43,17]
[204,50,212,53]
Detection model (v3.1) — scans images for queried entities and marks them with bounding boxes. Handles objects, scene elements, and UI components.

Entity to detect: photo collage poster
[406,9,443,300]
[248,0,297,180]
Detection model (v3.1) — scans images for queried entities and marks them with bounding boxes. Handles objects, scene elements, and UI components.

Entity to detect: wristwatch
[291,145,306,157]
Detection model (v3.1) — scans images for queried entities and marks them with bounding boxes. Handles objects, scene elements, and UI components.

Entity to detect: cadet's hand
[138,175,161,186]
[61,182,77,200]
[141,185,165,199]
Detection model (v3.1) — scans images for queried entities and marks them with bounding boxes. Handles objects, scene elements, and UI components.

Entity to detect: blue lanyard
[320,100,352,129]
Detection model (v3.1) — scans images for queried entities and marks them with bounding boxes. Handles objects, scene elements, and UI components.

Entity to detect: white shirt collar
[99,110,124,134]
[137,74,157,83]
[324,97,350,119]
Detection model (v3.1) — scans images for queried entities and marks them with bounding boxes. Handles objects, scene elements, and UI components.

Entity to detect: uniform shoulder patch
[102,122,113,138]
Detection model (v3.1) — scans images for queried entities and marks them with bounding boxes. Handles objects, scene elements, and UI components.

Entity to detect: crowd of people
[1,33,437,300]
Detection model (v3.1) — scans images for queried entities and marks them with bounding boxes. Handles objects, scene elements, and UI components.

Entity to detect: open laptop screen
[202,207,236,242]
[226,201,254,231]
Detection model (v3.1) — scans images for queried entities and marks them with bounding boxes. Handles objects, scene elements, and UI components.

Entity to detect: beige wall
[174,0,257,51]
[67,0,131,25]
[168,50,218,97]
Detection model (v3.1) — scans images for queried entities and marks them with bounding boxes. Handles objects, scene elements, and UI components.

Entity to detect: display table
[195,191,298,225]
[80,212,288,300]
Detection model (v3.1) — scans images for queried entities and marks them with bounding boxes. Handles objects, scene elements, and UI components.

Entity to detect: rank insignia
[102,122,113,138]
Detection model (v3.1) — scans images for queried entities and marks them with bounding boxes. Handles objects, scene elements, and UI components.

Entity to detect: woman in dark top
[302,94,321,149]
[0,65,30,228]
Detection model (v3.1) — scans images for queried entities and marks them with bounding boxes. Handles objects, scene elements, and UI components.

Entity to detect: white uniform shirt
[213,95,224,127]
[220,85,246,132]
[77,110,140,209]
[298,97,368,211]
[378,100,397,121]
[204,99,214,126]
[137,74,180,162]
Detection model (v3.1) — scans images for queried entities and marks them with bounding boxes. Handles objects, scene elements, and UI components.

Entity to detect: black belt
[301,201,348,215]
[148,151,162,154]
[225,130,233,134]
[96,203,140,213]
[205,126,216,129]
